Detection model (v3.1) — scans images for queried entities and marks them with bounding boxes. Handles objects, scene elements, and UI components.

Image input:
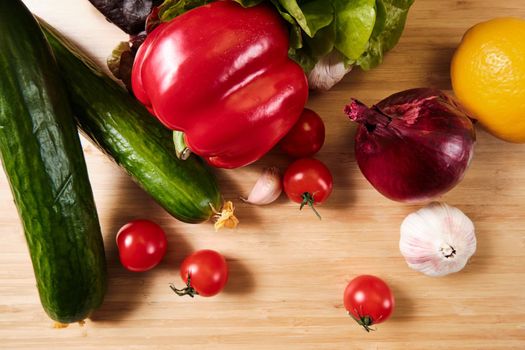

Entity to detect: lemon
[451,17,525,143]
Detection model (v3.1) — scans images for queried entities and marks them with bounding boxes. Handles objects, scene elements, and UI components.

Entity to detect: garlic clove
[399,202,476,277]
[241,167,282,205]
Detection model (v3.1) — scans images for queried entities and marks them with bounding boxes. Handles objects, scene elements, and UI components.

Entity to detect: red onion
[345,88,476,203]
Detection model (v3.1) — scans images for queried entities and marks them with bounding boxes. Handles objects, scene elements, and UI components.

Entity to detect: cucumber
[0,1,107,323]
[41,23,222,224]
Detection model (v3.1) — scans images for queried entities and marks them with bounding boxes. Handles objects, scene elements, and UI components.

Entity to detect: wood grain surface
[1,1,524,349]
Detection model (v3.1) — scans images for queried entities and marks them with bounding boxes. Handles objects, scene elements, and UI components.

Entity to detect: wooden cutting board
[1,1,524,349]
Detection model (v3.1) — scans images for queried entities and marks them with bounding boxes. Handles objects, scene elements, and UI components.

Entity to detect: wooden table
[1,1,524,349]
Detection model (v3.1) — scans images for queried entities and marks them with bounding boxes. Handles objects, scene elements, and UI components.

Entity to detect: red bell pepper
[131,0,308,168]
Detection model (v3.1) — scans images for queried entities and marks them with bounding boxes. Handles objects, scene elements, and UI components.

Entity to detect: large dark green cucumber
[0,1,107,323]
[41,23,222,224]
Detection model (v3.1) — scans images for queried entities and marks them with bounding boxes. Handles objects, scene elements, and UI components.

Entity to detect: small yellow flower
[213,201,239,231]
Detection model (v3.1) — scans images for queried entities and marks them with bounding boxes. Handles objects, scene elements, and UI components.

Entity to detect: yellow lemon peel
[451,17,525,143]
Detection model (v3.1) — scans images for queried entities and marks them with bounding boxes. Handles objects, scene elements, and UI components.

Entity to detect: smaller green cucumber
[42,22,223,224]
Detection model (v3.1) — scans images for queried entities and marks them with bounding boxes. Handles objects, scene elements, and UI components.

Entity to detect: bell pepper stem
[173,130,191,160]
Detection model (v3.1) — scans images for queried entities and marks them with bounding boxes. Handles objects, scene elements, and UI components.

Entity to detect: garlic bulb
[241,167,282,205]
[399,202,476,277]
[308,50,352,91]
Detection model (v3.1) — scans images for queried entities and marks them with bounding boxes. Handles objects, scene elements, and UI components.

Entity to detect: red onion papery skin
[345,88,476,203]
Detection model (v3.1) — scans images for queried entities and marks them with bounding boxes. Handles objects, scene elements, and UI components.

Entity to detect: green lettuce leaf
[305,19,336,58]
[356,0,414,70]
[270,0,304,49]
[300,0,334,37]
[158,0,211,22]
[107,41,134,90]
[277,0,333,37]
[238,0,333,38]
[288,20,337,73]
[288,48,317,73]
[234,0,265,7]
[277,0,311,35]
[333,0,376,61]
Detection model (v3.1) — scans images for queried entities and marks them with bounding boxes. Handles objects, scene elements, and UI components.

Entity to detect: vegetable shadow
[387,282,415,323]
[427,47,456,90]
[448,203,504,277]
[319,108,357,211]
[222,256,256,295]
[89,173,194,323]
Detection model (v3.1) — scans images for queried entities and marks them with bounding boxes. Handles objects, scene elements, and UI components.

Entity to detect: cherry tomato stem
[349,311,375,332]
[300,192,322,220]
[169,273,198,298]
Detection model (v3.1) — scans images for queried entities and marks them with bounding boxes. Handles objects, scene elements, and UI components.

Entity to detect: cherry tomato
[343,275,395,332]
[170,249,228,297]
[283,158,333,219]
[116,220,167,272]
[280,108,325,158]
